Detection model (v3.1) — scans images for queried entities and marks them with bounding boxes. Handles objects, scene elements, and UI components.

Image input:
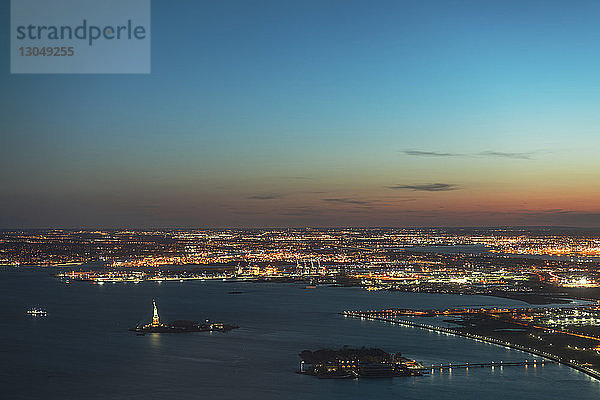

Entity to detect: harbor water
[1,268,599,399]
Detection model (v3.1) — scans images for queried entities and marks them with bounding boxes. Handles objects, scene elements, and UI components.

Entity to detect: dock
[425,360,552,371]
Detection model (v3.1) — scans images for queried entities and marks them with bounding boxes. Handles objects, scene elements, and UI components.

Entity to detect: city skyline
[2,0,600,228]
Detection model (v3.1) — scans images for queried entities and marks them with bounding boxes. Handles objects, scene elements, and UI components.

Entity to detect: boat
[26,308,47,317]
[304,279,317,289]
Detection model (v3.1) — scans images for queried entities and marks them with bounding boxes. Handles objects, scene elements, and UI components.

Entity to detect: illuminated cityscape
[4,228,600,293]
[6,227,600,383]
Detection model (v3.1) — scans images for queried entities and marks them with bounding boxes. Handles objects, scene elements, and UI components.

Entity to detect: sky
[1,0,600,228]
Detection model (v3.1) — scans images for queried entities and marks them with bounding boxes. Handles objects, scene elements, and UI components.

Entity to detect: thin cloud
[273,176,315,181]
[387,183,460,192]
[322,198,372,205]
[477,151,532,159]
[247,193,282,200]
[403,150,463,157]
[512,209,576,215]
[403,149,535,159]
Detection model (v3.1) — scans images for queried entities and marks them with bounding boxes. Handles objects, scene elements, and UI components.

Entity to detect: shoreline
[343,311,600,381]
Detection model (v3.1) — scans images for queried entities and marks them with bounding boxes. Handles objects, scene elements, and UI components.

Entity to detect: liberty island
[129,299,239,334]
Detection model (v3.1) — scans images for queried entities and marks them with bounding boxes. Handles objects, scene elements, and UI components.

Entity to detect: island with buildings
[129,300,239,334]
[298,347,423,379]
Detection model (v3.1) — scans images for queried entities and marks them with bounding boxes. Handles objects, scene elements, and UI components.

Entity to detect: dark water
[2,268,599,400]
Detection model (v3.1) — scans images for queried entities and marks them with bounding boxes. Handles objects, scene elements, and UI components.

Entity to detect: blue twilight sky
[1,0,600,228]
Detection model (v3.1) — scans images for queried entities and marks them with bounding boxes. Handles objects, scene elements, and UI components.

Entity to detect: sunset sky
[2,0,600,228]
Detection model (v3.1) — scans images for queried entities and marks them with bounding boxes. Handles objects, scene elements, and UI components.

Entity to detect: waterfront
[343,310,600,379]
[2,268,600,399]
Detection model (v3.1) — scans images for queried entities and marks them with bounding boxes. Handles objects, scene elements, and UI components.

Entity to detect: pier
[425,360,552,371]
